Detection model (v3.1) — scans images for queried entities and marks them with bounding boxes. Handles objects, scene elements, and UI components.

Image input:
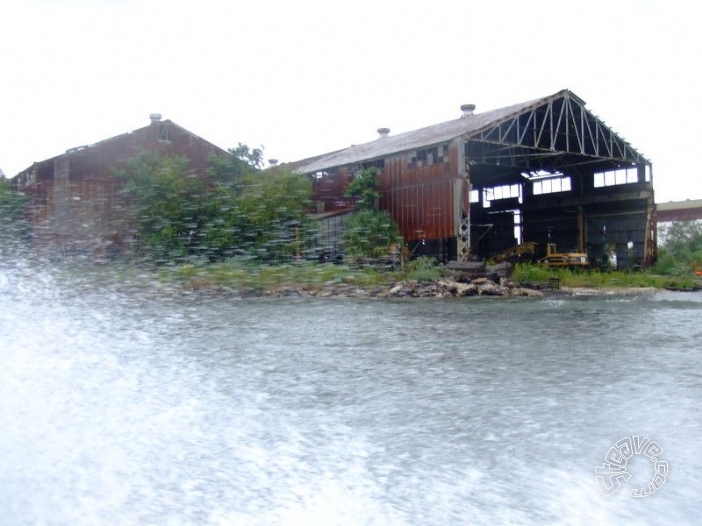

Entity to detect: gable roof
[14,118,227,178]
[289,89,644,174]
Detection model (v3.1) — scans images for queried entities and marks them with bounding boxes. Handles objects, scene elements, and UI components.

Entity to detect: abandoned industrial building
[12,89,656,268]
[289,89,656,268]
[13,114,226,257]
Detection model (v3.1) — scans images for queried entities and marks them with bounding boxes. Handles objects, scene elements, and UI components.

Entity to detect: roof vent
[149,113,162,123]
[377,127,390,139]
[460,104,476,117]
[268,158,278,167]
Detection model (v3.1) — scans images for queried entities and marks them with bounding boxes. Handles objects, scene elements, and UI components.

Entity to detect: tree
[116,152,212,261]
[206,143,262,185]
[115,149,314,263]
[343,209,402,259]
[0,178,31,249]
[654,220,702,275]
[230,143,265,170]
[236,169,313,260]
[345,167,381,211]
[343,167,402,258]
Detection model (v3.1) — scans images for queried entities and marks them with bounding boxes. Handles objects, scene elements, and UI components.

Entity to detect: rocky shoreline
[261,281,666,299]
[180,275,674,299]
[176,261,685,299]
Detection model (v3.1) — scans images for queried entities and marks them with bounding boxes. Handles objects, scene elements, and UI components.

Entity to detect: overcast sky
[1,0,700,202]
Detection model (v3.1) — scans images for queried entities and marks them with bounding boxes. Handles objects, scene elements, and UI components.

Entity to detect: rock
[389,284,404,295]
[414,284,438,297]
[443,261,512,282]
[436,279,478,296]
[508,287,544,297]
[478,281,503,296]
[458,283,478,296]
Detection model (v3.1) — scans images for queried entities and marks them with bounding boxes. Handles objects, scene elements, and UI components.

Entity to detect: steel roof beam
[469,94,646,165]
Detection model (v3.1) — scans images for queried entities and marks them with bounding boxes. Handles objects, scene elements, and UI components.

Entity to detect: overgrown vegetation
[0,177,31,250]
[167,258,396,292]
[512,263,695,289]
[163,255,446,293]
[651,220,702,276]
[404,256,442,282]
[116,150,313,263]
[343,167,402,259]
[509,220,702,290]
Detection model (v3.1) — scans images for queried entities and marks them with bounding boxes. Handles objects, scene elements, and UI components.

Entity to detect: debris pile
[382,278,543,298]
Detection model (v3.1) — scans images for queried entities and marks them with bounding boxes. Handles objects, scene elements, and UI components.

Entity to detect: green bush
[404,256,442,282]
[116,151,313,264]
[512,262,695,289]
[0,178,31,248]
[343,209,402,259]
[511,263,555,283]
[345,167,381,210]
[655,221,702,275]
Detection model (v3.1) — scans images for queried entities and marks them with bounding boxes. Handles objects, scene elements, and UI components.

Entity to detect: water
[1,263,701,525]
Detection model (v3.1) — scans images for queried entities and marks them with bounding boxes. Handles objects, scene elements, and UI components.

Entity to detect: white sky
[1,0,700,202]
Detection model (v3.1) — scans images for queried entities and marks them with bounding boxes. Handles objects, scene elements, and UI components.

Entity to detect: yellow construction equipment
[493,242,589,268]
[539,243,589,268]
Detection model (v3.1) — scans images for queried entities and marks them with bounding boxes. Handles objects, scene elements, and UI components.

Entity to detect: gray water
[1,264,701,525]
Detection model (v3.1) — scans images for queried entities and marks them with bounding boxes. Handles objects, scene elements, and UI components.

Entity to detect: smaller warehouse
[14,115,226,257]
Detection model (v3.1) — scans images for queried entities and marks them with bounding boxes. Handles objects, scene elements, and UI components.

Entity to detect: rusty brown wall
[379,154,457,241]
[310,145,460,242]
[26,121,225,256]
[312,167,356,213]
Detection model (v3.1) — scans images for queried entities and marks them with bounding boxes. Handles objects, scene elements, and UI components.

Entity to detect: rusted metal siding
[312,167,356,213]
[379,143,462,242]
[379,154,457,241]
[310,143,462,243]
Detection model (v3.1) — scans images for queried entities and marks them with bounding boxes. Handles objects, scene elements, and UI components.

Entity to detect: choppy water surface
[1,263,701,525]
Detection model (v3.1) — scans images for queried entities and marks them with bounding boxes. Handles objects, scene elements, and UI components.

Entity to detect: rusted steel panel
[378,152,457,241]
[312,149,460,242]
[312,167,355,213]
[382,179,456,241]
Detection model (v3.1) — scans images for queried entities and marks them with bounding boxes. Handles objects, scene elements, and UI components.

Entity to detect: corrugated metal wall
[378,149,458,242]
[310,145,462,243]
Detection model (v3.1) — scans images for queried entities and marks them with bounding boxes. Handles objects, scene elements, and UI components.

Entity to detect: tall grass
[166,259,397,292]
[511,263,696,289]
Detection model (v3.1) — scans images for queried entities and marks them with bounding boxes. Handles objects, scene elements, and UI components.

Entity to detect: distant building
[288,89,656,267]
[13,114,226,257]
[655,199,702,245]
[656,199,702,223]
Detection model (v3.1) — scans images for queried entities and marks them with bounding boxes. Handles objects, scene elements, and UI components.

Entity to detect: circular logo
[595,436,668,497]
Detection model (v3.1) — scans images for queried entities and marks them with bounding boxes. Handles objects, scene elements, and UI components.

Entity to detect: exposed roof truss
[465,93,648,170]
